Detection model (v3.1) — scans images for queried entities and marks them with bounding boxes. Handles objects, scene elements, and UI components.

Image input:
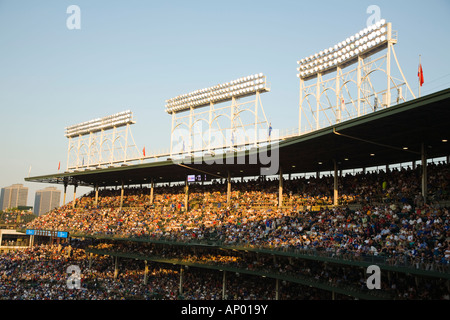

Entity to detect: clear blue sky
[0,0,449,206]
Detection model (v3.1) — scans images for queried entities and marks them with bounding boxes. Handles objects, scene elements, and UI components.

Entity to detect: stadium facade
[25,88,450,207]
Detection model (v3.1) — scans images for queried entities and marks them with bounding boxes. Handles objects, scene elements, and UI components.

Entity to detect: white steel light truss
[166,74,271,157]
[165,73,269,113]
[297,20,415,134]
[65,111,141,170]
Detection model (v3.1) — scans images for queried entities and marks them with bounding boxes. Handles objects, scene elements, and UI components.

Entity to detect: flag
[58,161,60,170]
[418,63,424,87]
[268,124,272,137]
[143,147,146,157]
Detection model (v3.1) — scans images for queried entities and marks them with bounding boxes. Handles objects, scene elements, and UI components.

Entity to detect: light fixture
[65,110,134,138]
[297,20,391,79]
[165,74,268,113]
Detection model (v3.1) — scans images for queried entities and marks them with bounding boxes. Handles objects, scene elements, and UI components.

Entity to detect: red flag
[58,161,60,170]
[143,147,146,157]
[418,63,424,87]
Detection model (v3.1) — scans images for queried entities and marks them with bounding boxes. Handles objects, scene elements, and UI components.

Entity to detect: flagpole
[418,54,421,98]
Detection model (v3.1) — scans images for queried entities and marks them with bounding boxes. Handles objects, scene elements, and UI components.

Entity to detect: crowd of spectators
[1,240,448,300]
[68,161,450,208]
[0,243,337,300]
[2,162,449,300]
[90,240,450,300]
[0,209,35,229]
[26,164,450,271]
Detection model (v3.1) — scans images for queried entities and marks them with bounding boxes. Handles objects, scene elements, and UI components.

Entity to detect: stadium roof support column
[72,184,77,209]
[179,266,184,295]
[63,182,68,207]
[222,270,226,300]
[421,143,427,204]
[227,171,231,205]
[278,167,283,207]
[185,176,189,212]
[88,252,93,270]
[275,278,279,300]
[150,179,154,205]
[94,183,99,207]
[114,256,119,280]
[143,260,148,285]
[120,181,124,209]
[333,160,338,206]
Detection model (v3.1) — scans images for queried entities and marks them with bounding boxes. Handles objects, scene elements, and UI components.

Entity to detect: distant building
[34,187,61,216]
[0,184,28,211]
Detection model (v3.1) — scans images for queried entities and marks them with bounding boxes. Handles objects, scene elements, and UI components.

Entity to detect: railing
[67,124,311,172]
[238,245,450,278]
[70,231,450,279]
[86,248,393,300]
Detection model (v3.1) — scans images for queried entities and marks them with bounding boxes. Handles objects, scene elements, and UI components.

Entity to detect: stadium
[1,3,449,310]
[14,87,450,302]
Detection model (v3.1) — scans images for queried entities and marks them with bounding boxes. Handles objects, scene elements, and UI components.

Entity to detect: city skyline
[33,186,61,216]
[0,184,28,211]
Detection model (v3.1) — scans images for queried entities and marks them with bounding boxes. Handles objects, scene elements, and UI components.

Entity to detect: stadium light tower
[165,73,271,157]
[65,110,141,170]
[297,20,415,134]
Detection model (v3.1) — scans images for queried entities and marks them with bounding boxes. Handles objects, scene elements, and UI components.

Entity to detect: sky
[0,0,449,207]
